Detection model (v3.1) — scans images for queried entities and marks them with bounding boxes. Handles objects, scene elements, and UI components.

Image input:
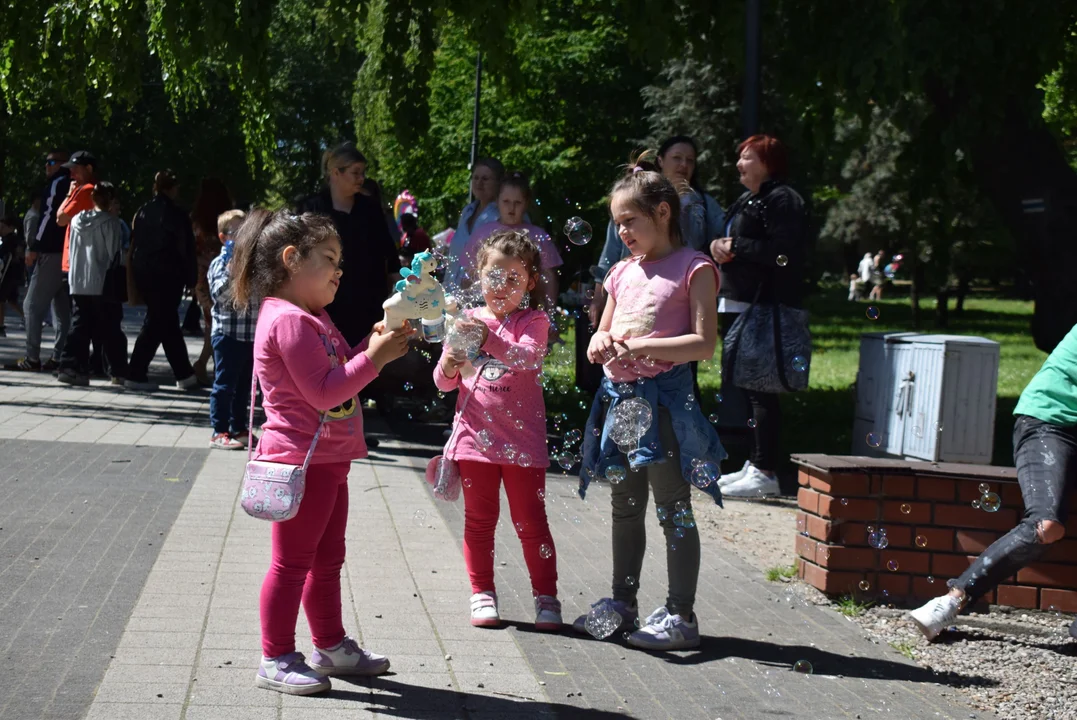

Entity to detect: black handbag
[722,283,811,394]
[102,250,127,303]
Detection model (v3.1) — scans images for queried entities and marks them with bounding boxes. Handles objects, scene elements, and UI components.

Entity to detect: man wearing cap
[5,150,72,372]
[56,151,99,274]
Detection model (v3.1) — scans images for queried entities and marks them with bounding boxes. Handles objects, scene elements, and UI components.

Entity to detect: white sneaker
[534,595,562,632]
[908,594,962,641]
[721,465,781,498]
[470,591,500,627]
[717,460,752,488]
[627,606,700,650]
[177,375,199,390]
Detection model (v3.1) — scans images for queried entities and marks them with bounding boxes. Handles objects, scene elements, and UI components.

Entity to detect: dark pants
[210,334,255,435]
[954,415,1077,602]
[720,312,782,472]
[59,295,128,378]
[128,276,194,383]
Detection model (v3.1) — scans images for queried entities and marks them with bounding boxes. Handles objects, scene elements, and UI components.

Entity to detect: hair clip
[632,166,644,174]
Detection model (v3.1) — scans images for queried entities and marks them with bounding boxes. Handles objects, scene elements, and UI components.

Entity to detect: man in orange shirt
[56,151,99,272]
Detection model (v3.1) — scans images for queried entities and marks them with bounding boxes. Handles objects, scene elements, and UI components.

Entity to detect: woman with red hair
[710,134,807,498]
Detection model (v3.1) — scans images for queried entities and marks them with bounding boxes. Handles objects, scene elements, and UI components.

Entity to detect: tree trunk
[936,288,950,328]
[955,270,971,313]
[933,96,1077,352]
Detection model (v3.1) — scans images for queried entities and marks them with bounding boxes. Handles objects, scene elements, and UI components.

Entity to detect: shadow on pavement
[327,675,628,719]
[654,635,999,688]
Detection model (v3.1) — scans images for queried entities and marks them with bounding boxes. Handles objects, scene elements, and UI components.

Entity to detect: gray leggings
[22,252,71,362]
[954,415,1076,601]
[610,408,700,617]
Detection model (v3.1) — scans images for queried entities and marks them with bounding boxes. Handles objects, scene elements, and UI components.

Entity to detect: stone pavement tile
[197,647,263,669]
[91,681,190,704]
[187,683,279,707]
[84,703,183,720]
[279,709,383,720]
[99,663,195,686]
[184,707,277,720]
[200,632,265,650]
[191,665,253,685]
[116,630,202,650]
[109,645,200,666]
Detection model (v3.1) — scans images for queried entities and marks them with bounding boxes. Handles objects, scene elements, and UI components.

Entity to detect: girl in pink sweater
[434,229,561,630]
[231,209,412,696]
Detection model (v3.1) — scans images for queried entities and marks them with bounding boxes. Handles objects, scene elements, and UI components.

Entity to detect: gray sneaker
[57,370,89,387]
[571,598,638,639]
[255,651,330,695]
[627,606,700,650]
[309,636,390,676]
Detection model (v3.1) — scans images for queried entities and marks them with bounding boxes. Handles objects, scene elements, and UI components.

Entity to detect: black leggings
[719,312,782,473]
[954,415,1077,602]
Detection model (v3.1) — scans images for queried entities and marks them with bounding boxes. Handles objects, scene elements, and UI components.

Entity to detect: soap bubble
[656,507,669,522]
[563,216,593,246]
[476,430,493,451]
[555,452,575,471]
[483,411,494,424]
[627,497,638,507]
[502,443,519,461]
[859,580,871,591]
[517,452,533,468]
[791,355,808,373]
[606,466,626,485]
[403,381,414,391]
[536,488,545,501]
[539,544,553,559]
[866,306,880,320]
[971,498,981,510]
[927,575,935,584]
[583,601,622,639]
[776,255,789,267]
[462,477,472,488]
[684,401,695,411]
[614,382,634,396]
[747,418,758,429]
[915,535,928,548]
[913,426,923,438]
[868,530,889,549]
[673,527,686,539]
[900,503,912,514]
[866,433,881,448]
[514,419,525,431]
[708,413,720,424]
[592,427,601,437]
[792,659,813,674]
[690,462,719,489]
[564,429,582,447]
[978,482,990,494]
[607,398,653,447]
[714,393,723,403]
[673,509,696,529]
[840,498,849,506]
[625,575,637,586]
[980,492,1001,512]
[413,510,427,526]
[887,560,899,571]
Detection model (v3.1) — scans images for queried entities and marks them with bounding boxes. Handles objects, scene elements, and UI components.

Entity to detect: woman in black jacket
[125,170,198,391]
[710,134,807,498]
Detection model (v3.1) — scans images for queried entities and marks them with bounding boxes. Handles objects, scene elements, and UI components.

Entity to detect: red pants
[259,462,350,658]
[458,460,558,597]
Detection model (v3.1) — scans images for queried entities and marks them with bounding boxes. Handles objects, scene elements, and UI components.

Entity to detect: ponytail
[229,208,274,311]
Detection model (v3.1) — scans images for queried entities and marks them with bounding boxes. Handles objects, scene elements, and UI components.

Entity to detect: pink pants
[458,460,557,597]
[259,462,350,658]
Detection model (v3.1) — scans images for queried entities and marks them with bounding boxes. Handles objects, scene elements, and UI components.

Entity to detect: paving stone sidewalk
[0,310,996,719]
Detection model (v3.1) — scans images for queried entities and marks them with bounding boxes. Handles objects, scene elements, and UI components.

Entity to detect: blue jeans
[210,334,254,435]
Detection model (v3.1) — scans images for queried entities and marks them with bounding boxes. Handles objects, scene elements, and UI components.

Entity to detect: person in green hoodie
[56,181,128,386]
[909,324,1077,641]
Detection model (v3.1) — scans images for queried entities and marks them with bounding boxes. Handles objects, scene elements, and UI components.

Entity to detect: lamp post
[468,51,483,201]
[742,0,762,138]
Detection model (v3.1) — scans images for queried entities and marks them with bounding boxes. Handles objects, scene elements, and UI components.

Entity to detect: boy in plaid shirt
[208,210,258,449]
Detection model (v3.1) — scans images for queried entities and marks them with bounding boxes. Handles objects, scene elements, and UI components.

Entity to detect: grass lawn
[542,286,1046,469]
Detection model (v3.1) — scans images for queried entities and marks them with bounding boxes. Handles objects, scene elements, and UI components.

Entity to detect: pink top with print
[603,247,719,382]
[434,308,550,467]
[461,223,564,280]
[254,297,378,465]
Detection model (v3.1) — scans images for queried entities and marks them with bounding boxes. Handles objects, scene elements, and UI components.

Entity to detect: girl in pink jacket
[434,229,560,630]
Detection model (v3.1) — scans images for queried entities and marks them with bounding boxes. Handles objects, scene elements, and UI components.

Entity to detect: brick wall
[794,462,1077,611]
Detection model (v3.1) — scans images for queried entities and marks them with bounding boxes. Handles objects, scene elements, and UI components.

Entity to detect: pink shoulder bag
[241,371,326,522]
